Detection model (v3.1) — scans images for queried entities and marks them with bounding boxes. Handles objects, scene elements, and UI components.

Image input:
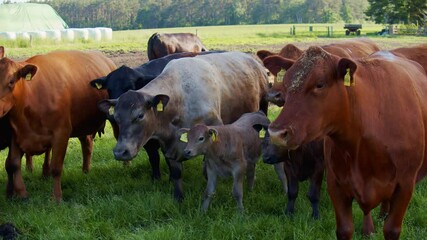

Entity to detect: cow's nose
[183,149,192,159]
[114,148,131,160]
[269,128,292,147]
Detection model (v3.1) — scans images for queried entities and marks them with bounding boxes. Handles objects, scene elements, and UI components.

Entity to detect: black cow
[260,125,324,219]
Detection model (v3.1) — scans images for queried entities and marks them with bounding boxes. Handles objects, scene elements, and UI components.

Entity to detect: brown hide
[147,33,208,60]
[0,50,116,201]
[265,47,427,239]
[391,44,427,73]
[258,38,380,106]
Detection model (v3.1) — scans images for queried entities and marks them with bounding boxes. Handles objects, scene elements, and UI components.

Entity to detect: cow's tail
[147,33,159,60]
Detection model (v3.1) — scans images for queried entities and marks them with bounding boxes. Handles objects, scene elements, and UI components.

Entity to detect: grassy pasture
[0,24,426,239]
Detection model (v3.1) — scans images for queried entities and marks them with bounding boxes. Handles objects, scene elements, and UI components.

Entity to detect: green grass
[0,24,427,239]
[1,23,426,58]
[0,105,426,239]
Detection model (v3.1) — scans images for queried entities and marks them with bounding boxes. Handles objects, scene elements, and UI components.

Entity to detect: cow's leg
[308,161,324,219]
[202,167,217,212]
[50,133,70,202]
[246,161,256,191]
[168,158,184,201]
[5,140,26,198]
[273,162,288,194]
[379,201,390,219]
[78,135,93,173]
[383,184,415,240]
[328,179,354,240]
[362,212,375,236]
[232,166,245,212]
[144,139,161,180]
[285,174,298,215]
[25,154,33,172]
[42,149,51,178]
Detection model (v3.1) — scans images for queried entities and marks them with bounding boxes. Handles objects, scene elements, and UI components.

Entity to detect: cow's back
[18,50,115,137]
[144,52,268,125]
[391,44,427,73]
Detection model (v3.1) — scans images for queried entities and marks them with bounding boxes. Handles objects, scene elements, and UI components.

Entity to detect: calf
[99,52,269,201]
[265,47,427,239]
[147,33,208,60]
[0,50,116,201]
[260,125,324,219]
[181,111,270,212]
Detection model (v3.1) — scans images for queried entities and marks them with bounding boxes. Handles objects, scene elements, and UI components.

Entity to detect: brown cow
[180,111,270,212]
[264,47,427,239]
[257,38,380,106]
[391,44,427,72]
[0,47,92,178]
[99,52,269,201]
[147,33,208,60]
[0,50,116,201]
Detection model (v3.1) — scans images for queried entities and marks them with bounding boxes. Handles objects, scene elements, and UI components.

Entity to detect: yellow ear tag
[109,106,114,116]
[344,68,351,86]
[156,102,163,112]
[276,68,286,83]
[95,82,102,89]
[180,132,188,143]
[259,128,266,139]
[25,73,32,81]
[211,132,217,142]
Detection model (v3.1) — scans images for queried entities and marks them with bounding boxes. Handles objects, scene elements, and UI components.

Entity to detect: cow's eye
[315,82,325,89]
[198,136,205,142]
[137,114,144,120]
[8,79,15,87]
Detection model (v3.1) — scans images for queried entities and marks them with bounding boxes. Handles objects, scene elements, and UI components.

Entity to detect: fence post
[309,26,313,32]
[293,25,296,35]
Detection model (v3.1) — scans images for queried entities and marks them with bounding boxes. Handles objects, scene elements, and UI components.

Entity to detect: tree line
[31,0,368,30]
[20,0,425,30]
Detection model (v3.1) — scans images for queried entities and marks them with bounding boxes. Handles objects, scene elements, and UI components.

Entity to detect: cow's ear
[151,94,170,114]
[337,58,357,86]
[177,128,190,143]
[253,124,268,139]
[0,46,4,58]
[256,50,275,61]
[17,64,37,81]
[98,99,118,117]
[263,56,295,76]
[90,77,107,90]
[208,128,219,142]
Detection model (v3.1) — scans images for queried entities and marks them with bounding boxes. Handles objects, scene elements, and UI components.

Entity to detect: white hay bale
[0,32,16,40]
[16,32,30,40]
[97,27,113,41]
[45,30,61,41]
[60,29,74,41]
[72,28,89,41]
[87,28,102,42]
[28,31,47,40]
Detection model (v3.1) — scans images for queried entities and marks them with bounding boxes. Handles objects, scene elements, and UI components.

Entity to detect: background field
[0,24,427,239]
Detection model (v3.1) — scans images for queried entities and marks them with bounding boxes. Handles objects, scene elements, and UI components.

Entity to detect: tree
[366,0,427,26]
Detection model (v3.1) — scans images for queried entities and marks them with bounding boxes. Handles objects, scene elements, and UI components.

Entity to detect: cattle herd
[0,32,427,239]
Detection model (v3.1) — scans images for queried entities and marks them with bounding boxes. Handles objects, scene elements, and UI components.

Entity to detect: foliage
[22,0,371,30]
[366,0,427,26]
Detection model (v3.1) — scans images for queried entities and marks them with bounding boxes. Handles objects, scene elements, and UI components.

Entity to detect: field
[0,24,427,239]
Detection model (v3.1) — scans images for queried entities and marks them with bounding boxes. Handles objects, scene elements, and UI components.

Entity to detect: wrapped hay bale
[0,32,16,40]
[97,27,113,41]
[60,29,74,42]
[46,30,61,41]
[71,28,89,41]
[87,28,102,42]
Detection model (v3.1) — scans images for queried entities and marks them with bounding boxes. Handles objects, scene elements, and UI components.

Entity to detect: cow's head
[0,57,37,117]
[253,123,286,164]
[265,46,356,149]
[181,124,218,160]
[90,65,146,99]
[98,91,169,160]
